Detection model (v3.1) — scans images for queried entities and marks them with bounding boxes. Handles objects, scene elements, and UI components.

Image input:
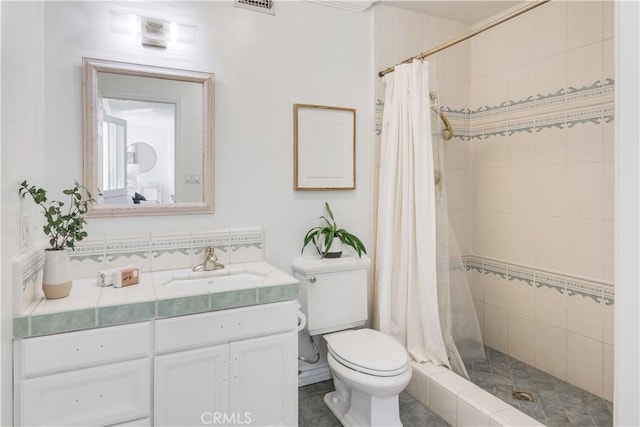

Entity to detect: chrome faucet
[193,246,225,271]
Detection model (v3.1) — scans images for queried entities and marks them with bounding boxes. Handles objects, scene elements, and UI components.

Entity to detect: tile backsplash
[13,227,265,314]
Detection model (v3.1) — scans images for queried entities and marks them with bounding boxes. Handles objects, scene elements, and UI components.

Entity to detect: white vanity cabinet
[13,322,152,426]
[13,300,298,427]
[154,300,298,427]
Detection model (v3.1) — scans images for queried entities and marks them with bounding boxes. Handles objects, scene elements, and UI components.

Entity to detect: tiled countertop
[14,261,299,339]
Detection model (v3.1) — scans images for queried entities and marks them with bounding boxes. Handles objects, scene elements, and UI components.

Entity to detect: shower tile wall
[373,4,473,255]
[469,0,614,283]
[374,0,614,402]
[468,0,614,402]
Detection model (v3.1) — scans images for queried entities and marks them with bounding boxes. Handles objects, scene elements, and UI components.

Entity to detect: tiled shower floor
[299,346,613,427]
[467,346,613,427]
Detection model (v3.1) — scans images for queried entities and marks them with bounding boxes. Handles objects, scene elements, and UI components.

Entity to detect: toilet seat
[325,329,409,377]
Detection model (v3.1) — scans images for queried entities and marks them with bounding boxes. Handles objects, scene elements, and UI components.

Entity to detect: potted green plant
[301,202,367,259]
[19,180,95,299]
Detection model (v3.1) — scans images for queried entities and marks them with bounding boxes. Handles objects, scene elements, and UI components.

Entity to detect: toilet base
[324,388,402,427]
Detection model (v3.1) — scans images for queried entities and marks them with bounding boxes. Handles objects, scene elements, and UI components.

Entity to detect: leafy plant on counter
[19,180,95,250]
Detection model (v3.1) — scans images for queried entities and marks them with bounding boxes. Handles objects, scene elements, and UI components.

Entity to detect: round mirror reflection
[128,142,157,173]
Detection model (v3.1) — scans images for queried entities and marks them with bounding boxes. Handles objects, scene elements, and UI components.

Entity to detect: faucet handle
[205,246,217,261]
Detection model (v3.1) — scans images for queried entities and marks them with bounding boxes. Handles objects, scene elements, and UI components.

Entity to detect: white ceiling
[378,1,525,25]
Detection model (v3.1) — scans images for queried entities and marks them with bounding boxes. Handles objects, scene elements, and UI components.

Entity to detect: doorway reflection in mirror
[99,98,175,205]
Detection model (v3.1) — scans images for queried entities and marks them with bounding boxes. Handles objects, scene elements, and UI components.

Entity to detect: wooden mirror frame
[82,57,215,216]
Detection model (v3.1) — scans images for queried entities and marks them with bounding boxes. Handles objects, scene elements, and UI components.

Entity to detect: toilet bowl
[292,255,411,426]
[323,328,412,427]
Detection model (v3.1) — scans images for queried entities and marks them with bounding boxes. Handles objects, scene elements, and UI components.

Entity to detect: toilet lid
[325,329,409,377]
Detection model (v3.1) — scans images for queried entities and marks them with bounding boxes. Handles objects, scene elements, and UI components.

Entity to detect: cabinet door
[229,331,297,427]
[154,345,229,426]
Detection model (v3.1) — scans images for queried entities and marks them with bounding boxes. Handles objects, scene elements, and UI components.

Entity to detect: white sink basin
[163,272,264,292]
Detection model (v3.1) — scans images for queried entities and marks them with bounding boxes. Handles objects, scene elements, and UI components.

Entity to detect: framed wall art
[293,104,356,190]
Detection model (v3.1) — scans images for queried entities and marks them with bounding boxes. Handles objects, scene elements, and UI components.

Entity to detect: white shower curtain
[375,60,449,368]
[376,60,484,377]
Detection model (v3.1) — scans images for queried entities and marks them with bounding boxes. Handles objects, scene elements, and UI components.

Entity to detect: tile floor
[298,379,448,427]
[467,346,613,427]
[298,346,613,427]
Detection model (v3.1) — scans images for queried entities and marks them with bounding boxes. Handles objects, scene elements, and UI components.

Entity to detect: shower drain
[511,390,535,402]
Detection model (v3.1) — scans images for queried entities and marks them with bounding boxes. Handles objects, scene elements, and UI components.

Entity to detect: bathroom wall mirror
[83,57,215,216]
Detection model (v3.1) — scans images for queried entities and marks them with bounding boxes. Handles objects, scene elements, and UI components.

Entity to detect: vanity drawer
[20,358,150,426]
[156,300,296,353]
[21,322,151,377]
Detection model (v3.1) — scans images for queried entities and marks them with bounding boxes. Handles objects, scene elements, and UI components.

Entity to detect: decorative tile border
[567,278,603,304]
[13,242,47,313]
[14,227,266,314]
[68,241,105,264]
[151,236,192,258]
[483,260,507,278]
[14,242,46,292]
[603,287,615,306]
[229,229,264,251]
[191,231,231,249]
[507,266,534,287]
[463,255,613,304]
[535,272,566,294]
[465,258,483,273]
[374,81,615,140]
[375,99,384,136]
[471,80,612,123]
[566,81,605,103]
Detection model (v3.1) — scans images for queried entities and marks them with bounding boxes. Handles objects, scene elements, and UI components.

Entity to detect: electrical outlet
[184,173,201,184]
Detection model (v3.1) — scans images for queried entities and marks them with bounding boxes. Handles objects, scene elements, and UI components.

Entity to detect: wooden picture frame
[293,104,356,190]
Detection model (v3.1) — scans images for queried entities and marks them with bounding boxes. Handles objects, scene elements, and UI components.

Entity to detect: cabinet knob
[308,276,317,284]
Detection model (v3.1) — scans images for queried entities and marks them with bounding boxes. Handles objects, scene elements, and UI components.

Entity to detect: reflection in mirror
[101,97,170,204]
[127,140,163,204]
[83,58,215,216]
[128,142,158,174]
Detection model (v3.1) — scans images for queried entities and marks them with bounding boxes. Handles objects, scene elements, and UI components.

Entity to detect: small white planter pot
[320,236,343,258]
[43,249,72,299]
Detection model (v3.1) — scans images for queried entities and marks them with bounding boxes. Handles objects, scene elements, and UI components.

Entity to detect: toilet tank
[292,254,371,336]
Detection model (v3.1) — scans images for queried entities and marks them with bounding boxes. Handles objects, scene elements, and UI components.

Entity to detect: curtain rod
[378,0,551,78]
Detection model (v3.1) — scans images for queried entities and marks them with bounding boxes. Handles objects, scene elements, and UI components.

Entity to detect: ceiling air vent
[234,0,275,15]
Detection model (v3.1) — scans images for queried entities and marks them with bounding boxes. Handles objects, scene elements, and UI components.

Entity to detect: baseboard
[298,362,332,387]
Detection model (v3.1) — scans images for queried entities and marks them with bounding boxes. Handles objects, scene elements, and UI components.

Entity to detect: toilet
[292,254,412,427]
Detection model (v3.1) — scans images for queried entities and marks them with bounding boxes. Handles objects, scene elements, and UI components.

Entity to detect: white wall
[28,0,374,272]
[614,1,640,424]
[1,1,373,422]
[1,3,46,424]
